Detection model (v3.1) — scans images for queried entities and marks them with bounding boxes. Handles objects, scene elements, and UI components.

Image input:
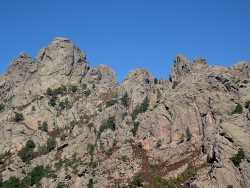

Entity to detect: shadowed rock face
[0,38,250,188]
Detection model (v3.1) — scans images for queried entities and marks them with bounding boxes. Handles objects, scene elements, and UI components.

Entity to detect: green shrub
[156,139,162,148]
[18,140,35,163]
[185,127,192,141]
[0,151,11,164]
[46,88,53,96]
[48,96,57,107]
[46,137,57,152]
[121,92,129,107]
[244,101,250,110]
[46,86,67,97]
[87,179,94,188]
[54,154,83,174]
[81,83,87,90]
[152,176,175,188]
[106,99,117,107]
[27,166,51,186]
[230,148,245,167]
[0,103,5,112]
[154,78,158,84]
[53,86,67,95]
[2,176,21,188]
[2,165,54,188]
[14,112,24,122]
[87,144,95,156]
[132,97,149,120]
[39,121,48,132]
[98,117,116,139]
[59,101,66,110]
[31,106,36,111]
[69,85,78,93]
[227,185,233,188]
[131,121,140,136]
[129,174,144,187]
[120,155,129,162]
[232,103,243,114]
[56,182,66,188]
[84,89,91,97]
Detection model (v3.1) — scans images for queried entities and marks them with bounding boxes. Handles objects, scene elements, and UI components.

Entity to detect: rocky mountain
[0,37,250,188]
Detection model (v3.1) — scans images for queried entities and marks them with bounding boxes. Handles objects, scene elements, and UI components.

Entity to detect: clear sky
[0,0,250,81]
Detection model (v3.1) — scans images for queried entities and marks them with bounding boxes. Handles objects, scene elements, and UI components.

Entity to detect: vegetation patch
[54,153,83,174]
[38,121,48,132]
[132,97,149,120]
[0,103,5,113]
[14,112,24,122]
[106,99,118,107]
[36,137,57,156]
[128,174,144,187]
[18,140,35,163]
[83,89,91,97]
[232,103,243,114]
[97,117,116,139]
[131,121,140,136]
[155,139,162,148]
[0,151,11,165]
[46,86,67,97]
[68,85,78,93]
[1,165,55,188]
[230,148,245,167]
[121,92,129,107]
[244,101,250,110]
[185,127,192,141]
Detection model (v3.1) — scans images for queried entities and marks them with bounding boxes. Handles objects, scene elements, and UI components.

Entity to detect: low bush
[84,89,91,97]
[54,154,83,174]
[1,176,21,188]
[48,96,57,107]
[0,151,11,164]
[69,85,78,93]
[18,140,35,163]
[59,101,66,110]
[155,139,162,148]
[46,137,57,152]
[232,103,243,114]
[56,182,66,188]
[14,112,24,122]
[106,99,118,107]
[185,127,192,141]
[2,166,54,188]
[87,144,95,156]
[120,155,129,162]
[230,148,245,167]
[132,97,149,120]
[128,174,144,187]
[46,86,67,97]
[0,103,5,112]
[121,92,129,107]
[98,117,116,139]
[39,121,48,132]
[87,178,94,188]
[151,165,197,188]
[36,137,57,156]
[131,121,140,136]
[244,101,250,110]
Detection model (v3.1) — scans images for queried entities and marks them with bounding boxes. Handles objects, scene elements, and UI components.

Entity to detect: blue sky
[0,0,250,81]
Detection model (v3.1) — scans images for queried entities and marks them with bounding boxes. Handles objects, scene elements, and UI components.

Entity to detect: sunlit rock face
[0,37,250,188]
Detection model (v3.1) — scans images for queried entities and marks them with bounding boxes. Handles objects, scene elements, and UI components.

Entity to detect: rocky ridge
[0,37,250,188]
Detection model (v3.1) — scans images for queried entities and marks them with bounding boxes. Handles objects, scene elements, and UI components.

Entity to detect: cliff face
[0,38,250,188]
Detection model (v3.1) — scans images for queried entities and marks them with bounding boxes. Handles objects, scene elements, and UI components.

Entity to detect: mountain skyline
[1,0,250,81]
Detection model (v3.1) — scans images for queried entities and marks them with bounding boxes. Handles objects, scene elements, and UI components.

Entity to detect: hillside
[0,37,250,188]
